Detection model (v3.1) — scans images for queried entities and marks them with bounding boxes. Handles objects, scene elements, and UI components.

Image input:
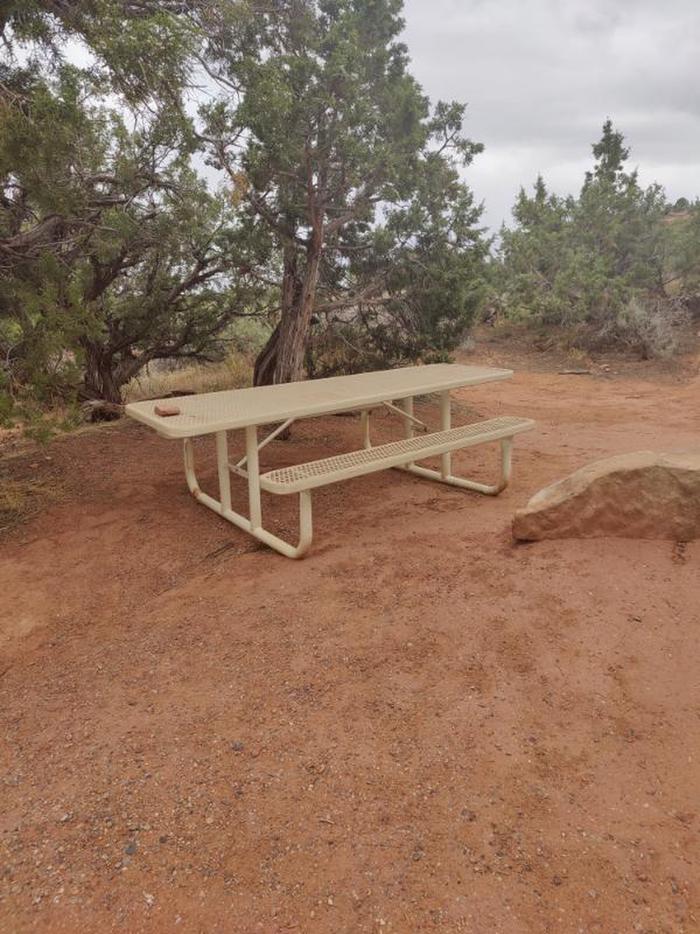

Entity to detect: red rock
[513,450,700,541]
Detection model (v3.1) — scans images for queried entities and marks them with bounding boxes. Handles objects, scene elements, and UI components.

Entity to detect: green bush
[494,121,698,356]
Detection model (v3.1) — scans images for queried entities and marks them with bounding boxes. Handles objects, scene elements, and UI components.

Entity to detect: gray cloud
[402,0,700,230]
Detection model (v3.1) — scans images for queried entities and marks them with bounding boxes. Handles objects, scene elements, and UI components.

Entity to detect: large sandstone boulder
[513,450,700,541]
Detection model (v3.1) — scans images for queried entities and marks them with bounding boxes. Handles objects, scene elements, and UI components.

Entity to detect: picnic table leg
[440,390,451,479]
[399,396,414,467]
[500,438,513,489]
[216,431,232,513]
[360,410,372,449]
[244,425,262,531]
[183,438,198,497]
[400,391,511,494]
[401,438,513,495]
[182,433,313,558]
[399,396,414,438]
[243,424,313,556]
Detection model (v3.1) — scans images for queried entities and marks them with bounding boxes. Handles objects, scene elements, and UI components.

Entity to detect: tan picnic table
[126,363,533,557]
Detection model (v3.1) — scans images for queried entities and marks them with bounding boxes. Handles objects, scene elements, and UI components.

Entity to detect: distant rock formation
[513,450,700,541]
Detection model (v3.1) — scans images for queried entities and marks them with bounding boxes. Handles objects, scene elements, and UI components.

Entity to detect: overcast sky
[402,0,700,232]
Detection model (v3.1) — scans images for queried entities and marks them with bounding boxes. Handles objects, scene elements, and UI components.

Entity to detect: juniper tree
[200,0,487,385]
[0,63,269,405]
[496,120,678,351]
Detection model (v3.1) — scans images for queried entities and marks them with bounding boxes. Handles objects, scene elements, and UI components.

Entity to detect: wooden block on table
[154,403,181,417]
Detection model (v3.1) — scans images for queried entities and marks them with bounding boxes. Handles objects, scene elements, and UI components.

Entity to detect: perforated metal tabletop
[125,363,513,439]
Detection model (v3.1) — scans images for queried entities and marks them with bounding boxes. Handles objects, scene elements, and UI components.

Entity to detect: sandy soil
[1,344,699,933]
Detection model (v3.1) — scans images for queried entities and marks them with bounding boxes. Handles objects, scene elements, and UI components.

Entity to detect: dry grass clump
[123,352,253,403]
[0,471,65,532]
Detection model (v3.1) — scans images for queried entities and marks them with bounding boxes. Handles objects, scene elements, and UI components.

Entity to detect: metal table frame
[126,364,514,558]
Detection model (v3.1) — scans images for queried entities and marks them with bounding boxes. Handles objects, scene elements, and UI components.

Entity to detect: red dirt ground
[1,345,699,933]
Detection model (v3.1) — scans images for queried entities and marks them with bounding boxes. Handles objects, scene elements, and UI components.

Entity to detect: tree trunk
[80,342,124,403]
[254,235,323,387]
[253,322,281,387]
[254,243,300,385]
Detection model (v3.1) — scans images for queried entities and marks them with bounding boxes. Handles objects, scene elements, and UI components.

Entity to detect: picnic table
[126,363,533,557]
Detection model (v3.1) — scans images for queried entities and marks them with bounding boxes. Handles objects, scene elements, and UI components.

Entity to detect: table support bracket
[234,418,295,471]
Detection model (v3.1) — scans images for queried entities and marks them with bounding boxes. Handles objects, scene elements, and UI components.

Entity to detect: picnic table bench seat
[260,415,534,494]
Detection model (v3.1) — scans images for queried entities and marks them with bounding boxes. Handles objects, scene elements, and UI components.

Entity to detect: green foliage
[0,1,242,417]
[309,142,487,376]
[1,0,488,418]
[0,60,269,413]
[201,0,488,383]
[663,203,700,308]
[1,1,197,106]
[494,120,697,356]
